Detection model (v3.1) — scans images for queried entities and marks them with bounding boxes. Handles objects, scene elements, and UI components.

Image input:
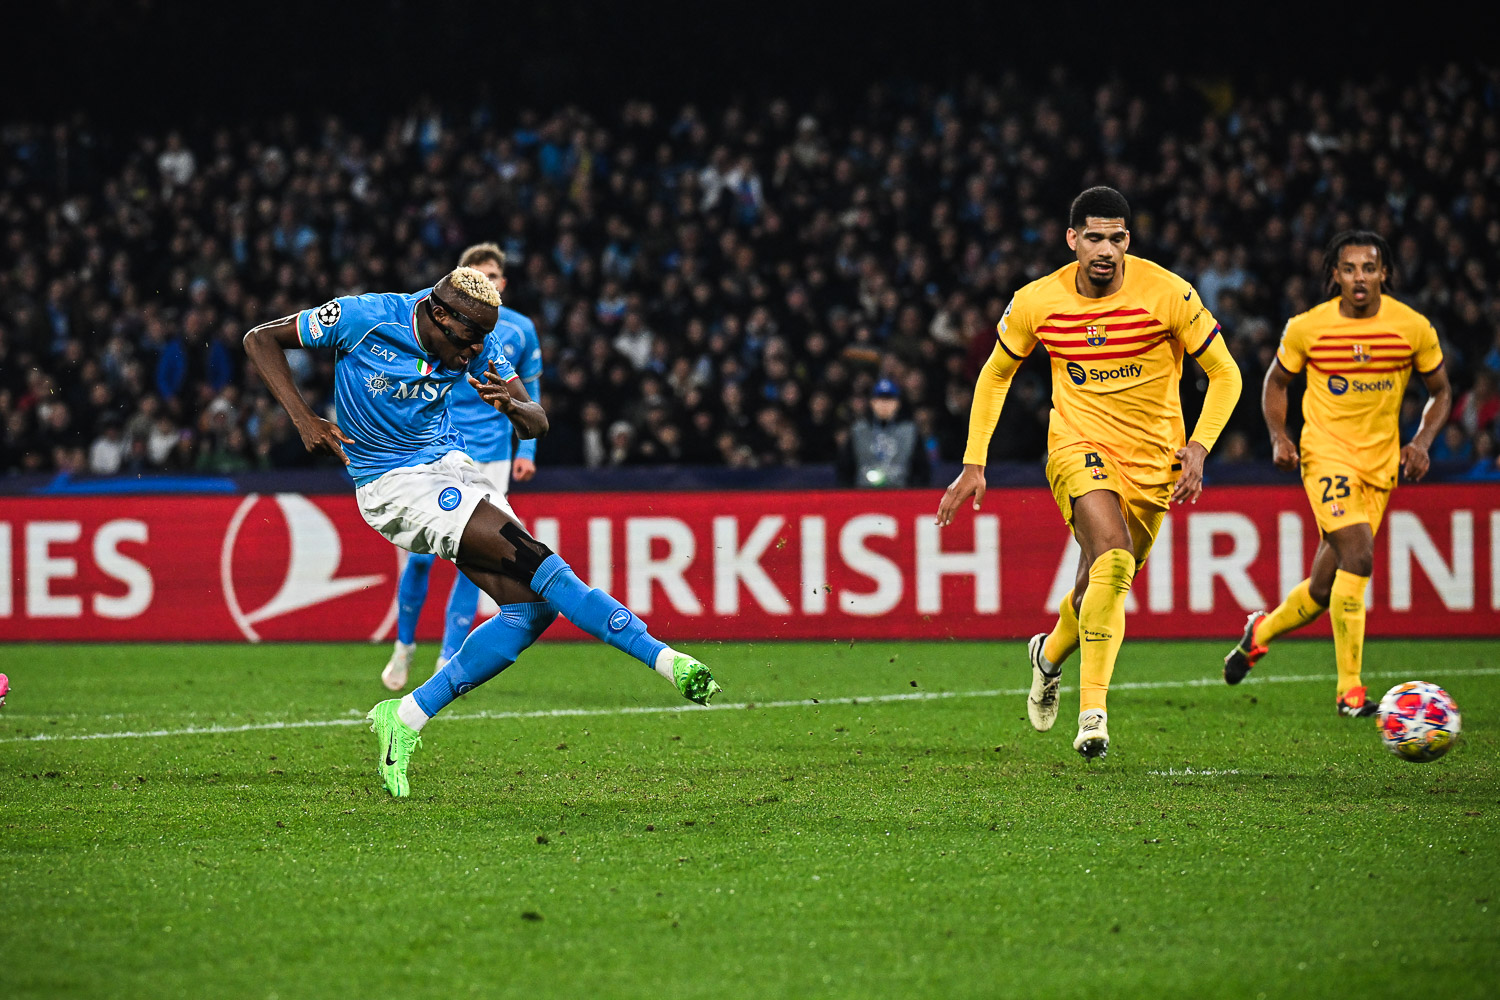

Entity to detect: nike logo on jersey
[1082,628,1113,642]
[1183,291,1192,301]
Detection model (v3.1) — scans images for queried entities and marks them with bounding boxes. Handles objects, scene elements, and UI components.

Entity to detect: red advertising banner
[1,486,1497,642]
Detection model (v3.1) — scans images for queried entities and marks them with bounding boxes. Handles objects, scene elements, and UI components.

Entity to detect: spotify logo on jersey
[1327,375,1350,396]
[1067,362,1088,386]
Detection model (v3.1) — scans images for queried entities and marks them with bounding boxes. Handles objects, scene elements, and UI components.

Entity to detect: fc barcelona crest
[1352,344,1370,363]
[1085,326,1108,347]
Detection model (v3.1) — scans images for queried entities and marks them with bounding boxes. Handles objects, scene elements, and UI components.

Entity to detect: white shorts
[356,450,516,560]
[476,458,511,495]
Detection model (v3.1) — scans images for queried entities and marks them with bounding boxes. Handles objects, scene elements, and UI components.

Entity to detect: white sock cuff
[397,694,430,731]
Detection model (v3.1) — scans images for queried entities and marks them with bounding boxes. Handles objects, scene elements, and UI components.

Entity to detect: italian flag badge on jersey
[416,359,435,376]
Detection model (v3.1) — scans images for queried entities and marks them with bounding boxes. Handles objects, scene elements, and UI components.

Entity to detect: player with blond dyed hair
[937,187,1243,759]
[244,268,721,798]
[381,243,544,690]
[1223,231,1451,715]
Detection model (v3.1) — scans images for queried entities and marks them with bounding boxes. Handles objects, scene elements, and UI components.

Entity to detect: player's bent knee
[1342,551,1374,577]
[496,521,556,583]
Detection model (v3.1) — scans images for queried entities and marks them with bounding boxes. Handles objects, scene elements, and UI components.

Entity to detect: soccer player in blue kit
[243,267,722,798]
[380,244,543,691]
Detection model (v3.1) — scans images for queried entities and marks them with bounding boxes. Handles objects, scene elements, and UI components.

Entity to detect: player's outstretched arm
[1174,334,1243,504]
[1262,360,1299,472]
[243,316,353,465]
[935,342,1019,526]
[468,362,549,440]
[1400,365,1452,482]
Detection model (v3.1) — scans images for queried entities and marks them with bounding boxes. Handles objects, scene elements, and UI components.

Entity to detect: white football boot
[381,641,415,692]
[1026,633,1062,732]
[1073,709,1109,760]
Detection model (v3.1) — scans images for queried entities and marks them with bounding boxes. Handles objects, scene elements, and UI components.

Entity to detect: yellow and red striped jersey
[1275,296,1443,487]
[998,254,1221,484]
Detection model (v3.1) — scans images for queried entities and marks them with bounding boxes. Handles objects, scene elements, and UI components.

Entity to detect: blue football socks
[412,601,557,717]
[529,554,668,668]
[440,572,481,663]
[396,553,436,645]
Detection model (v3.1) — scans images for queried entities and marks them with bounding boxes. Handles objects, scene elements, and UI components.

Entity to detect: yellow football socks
[1253,578,1327,648]
[1041,589,1079,667]
[1329,569,1370,696]
[1078,548,1135,713]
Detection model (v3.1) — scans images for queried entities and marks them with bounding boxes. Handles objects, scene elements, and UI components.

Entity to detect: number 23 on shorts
[1318,475,1350,503]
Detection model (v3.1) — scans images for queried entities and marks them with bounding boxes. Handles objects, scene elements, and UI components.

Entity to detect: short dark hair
[1322,230,1395,294]
[1069,186,1131,230]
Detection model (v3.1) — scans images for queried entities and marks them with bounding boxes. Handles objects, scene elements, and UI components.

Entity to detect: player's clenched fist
[1270,432,1299,471]
[936,464,987,526]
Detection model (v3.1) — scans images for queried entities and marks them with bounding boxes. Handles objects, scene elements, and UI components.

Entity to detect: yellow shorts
[1301,464,1391,536]
[1046,442,1171,566]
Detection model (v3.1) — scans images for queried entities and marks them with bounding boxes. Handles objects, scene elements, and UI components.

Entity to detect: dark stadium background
[13,2,1486,124]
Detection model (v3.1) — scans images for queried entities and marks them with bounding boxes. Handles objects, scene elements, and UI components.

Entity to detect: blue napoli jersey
[447,306,542,462]
[296,289,516,486]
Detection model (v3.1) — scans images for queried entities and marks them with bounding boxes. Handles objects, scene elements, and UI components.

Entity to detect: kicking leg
[459,501,720,703]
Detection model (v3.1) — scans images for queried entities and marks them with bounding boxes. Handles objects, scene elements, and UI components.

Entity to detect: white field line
[1147,768,1243,776]
[3,665,1498,746]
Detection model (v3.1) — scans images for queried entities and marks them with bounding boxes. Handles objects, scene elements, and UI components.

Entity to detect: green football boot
[670,654,722,706]
[366,699,422,798]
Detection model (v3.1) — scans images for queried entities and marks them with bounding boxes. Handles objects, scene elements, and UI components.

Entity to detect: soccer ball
[1376,681,1460,763]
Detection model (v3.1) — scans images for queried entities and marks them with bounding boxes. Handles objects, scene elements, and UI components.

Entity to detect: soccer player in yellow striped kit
[938,187,1242,758]
[1223,231,1451,715]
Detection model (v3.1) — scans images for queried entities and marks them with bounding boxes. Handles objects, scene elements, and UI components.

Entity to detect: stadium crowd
[2,63,1498,480]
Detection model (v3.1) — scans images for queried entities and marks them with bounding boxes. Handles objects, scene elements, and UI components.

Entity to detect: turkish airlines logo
[220,493,398,641]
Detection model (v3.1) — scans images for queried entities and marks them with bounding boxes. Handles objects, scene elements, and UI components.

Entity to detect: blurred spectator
[838,378,930,487]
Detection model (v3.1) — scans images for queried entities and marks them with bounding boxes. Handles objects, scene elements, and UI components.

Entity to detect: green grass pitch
[1,638,1497,999]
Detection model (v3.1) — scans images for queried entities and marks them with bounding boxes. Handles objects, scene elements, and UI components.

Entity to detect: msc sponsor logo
[393,381,453,402]
[364,372,393,396]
